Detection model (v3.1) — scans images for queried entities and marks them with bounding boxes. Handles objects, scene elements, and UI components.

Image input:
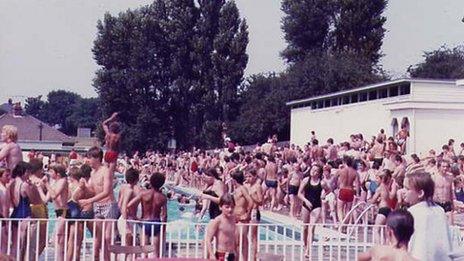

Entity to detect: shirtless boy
[0,125,23,170]
[433,160,455,224]
[337,156,360,224]
[244,168,263,261]
[287,157,301,218]
[230,170,253,261]
[79,147,119,261]
[206,193,237,261]
[117,168,139,245]
[396,127,409,154]
[37,164,69,261]
[0,168,11,253]
[369,169,397,243]
[102,112,121,173]
[359,210,417,261]
[128,172,167,257]
[28,159,48,258]
[264,155,278,210]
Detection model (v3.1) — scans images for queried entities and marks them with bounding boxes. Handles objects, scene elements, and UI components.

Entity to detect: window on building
[391,118,399,137]
[332,98,339,106]
[324,99,331,107]
[369,90,377,100]
[351,94,359,103]
[317,100,324,109]
[342,95,350,104]
[379,89,388,98]
[400,84,411,95]
[311,102,316,109]
[360,92,368,102]
[390,86,399,97]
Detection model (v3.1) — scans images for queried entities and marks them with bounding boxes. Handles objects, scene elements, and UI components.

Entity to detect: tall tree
[24,95,46,119]
[332,0,387,67]
[44,90,81,134]
[281,0,333,63]
[25,92,101,136]
[93,0,248,151]
[408,46,464,79]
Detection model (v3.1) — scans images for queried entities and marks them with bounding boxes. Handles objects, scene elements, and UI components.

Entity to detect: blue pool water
[43,176,300,242]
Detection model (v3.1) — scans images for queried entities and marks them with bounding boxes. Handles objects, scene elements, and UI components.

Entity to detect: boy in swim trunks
[117,168,139,245]
[102,112,121,173]
[28,159,48,258]
[206,193,237,261]
[128,172,167,257]
[244,168,263,261]
[263,155,278,211]
[336,156,360,224]
[37,163,69,261]
[79,147,119,261]
[230,170,253,261]
[0,168,11,253]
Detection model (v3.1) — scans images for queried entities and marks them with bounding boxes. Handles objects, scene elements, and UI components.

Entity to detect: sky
[0,0,463,103]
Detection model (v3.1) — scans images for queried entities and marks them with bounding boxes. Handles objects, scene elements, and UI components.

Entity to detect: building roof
[286,78,456,106]
[0,113,74,143]
[0,102,13,114]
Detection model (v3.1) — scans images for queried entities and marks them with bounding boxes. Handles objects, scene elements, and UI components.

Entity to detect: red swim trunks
[338,188,355,202]
[104,150,118,163]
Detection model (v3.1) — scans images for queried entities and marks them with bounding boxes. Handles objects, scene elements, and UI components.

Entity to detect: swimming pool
[41,177,300,244]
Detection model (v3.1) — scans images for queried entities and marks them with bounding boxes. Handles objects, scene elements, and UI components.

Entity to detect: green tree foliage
[24,95,46,119]
[93,0,248,151]
[281,0,334,63]
[408,46,464,79]
[332,0,387,67]
[25,91,101,136]
[230,0,388,145]
[230,74,291,144]
[281,0,387,67]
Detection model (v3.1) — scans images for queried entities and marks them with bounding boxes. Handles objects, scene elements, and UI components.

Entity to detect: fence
[0,218,463,261]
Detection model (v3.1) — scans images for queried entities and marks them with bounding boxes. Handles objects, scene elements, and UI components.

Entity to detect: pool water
[44,176,299,242]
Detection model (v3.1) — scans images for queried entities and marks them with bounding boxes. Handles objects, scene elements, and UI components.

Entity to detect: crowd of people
[0,112,462,260]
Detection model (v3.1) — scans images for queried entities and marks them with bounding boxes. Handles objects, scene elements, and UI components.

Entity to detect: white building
[287,78,464,156]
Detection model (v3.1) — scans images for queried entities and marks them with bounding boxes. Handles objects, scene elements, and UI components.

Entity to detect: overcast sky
[1,0,463,103]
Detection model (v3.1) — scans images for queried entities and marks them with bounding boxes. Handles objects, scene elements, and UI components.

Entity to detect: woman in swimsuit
[9,161,33,259]
[369,169,397,244]
[298,164,330,257]
[200,168,226,220]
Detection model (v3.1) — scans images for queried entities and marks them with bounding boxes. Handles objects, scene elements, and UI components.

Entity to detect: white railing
[0,218,463,261]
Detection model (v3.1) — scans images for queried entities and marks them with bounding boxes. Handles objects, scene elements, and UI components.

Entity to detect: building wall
[290,99,398,147]
[412,81,464,102]
[413,109,464,157]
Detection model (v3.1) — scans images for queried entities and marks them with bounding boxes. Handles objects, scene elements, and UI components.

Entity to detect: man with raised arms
[102,112,121,173]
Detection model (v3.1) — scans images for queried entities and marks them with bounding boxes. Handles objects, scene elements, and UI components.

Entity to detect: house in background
[0,101,75,152]
[287,78,464,156]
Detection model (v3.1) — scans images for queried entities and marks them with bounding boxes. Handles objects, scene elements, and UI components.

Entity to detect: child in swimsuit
[358,210,417,261]
[206,194,237,261]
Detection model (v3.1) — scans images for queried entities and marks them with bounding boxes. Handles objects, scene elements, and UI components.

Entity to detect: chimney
[12,102,23,117]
